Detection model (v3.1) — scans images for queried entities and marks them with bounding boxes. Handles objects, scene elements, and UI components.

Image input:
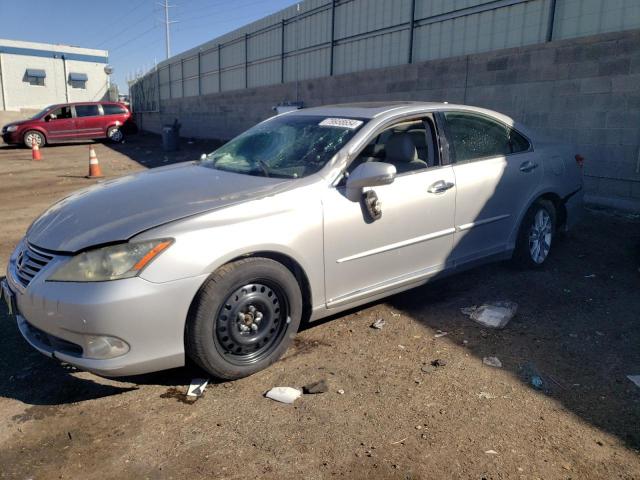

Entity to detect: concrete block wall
[137,29,640,210]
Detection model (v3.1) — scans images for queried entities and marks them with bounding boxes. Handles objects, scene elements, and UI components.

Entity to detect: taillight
[575,154,584,168]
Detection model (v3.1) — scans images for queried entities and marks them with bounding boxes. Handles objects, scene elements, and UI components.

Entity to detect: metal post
[0,53,6,110]
[168,63,172,98]
[245,33,249,89]
[408,0,416,64]
[156,67,161,112]
[546,0,557,42]
[281,19,286,83]
[62,55,69,102]
[217,44,222,92]
[329,0,336,76]
[163,0,172,59]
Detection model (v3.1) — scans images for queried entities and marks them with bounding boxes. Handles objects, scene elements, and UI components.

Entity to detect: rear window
[75,105,100,117]
[102,104,127,115]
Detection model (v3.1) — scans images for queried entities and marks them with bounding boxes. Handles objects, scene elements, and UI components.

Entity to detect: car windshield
[201,114,365,178]
[31,105,56,119]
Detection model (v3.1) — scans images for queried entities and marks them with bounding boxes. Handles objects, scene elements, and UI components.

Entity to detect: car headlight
[6,125,18,132]
[48,239,172,282]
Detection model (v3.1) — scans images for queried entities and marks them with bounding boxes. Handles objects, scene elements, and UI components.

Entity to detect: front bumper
[5,258,208,377]
[2,131,19,144]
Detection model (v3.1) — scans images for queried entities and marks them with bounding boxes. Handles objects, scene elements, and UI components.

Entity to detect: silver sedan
[2,102,584,379]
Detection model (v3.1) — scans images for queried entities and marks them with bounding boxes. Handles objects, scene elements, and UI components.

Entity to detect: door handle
[520,161,539,173]
[427,180,455,194]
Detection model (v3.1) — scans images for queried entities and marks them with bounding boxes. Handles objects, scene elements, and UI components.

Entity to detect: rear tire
[107,126,124,143]
[513,199,556,268]
[186,257,302,380]
[23,130,45,148]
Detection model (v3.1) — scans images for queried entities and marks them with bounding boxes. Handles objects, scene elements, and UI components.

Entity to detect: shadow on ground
[385,208,640,450]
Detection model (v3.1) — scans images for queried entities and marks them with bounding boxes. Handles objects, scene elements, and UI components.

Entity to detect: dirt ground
[0,134,639,479]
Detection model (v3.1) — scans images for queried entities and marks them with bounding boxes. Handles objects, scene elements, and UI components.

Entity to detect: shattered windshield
[201,115,365,178]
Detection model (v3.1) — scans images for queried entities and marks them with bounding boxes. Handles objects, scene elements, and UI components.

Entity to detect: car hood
[3,119,31,129]
[27,162,292,252]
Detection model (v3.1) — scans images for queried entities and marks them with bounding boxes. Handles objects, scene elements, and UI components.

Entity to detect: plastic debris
[434,330,448,338]
[483,356,503,368]
[265,387,302,404]
[584,274,596,278]
[187,378,209,397]
[337,389,345,395]
[303,379,329,394]
[531,375,544,390]
[371,318,386,329]
[627,375,640,388]
[485,450,498,455]
[461,301,518,329]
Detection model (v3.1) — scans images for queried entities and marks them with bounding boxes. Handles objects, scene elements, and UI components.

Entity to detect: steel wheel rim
[528,209,552,264]
[26,133,42,146]
[109,129,123,142]
[213,281,289,365]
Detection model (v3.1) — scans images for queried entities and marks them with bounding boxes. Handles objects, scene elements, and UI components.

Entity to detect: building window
[69,72,88,89]
[24,69,46,86]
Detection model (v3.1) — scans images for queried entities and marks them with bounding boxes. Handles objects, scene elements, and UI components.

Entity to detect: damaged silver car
[2,102,583,379]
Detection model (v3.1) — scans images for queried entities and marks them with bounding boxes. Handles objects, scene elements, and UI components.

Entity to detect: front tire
[513,199,556,268]
[186,258,302,380]
[23,130,45,148]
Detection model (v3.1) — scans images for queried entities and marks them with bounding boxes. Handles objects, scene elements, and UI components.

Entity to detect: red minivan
[1,102,135,147]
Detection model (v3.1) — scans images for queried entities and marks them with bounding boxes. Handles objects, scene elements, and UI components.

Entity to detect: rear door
[101,103,129,127]
[42,106,76,140]
[441,111,540,264]
[73,104,104,139]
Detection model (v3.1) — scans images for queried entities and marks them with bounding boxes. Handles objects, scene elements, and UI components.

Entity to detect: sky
[0,0,299,93]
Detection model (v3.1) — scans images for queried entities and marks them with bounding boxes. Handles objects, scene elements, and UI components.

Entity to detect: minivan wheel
[186,257,302,380]
[107,126,124,143]
[513,199,556,268]
[23,130,45,148]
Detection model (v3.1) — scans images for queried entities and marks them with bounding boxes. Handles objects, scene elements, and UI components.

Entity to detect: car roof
[287,101,535,139]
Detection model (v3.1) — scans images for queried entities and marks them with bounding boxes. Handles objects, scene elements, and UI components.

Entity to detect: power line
[109,24,159,53]
[94,1,152,48]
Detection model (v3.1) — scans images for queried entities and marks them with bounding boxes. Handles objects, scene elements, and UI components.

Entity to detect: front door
[322,117,456,308]
[43,106,76,140]
[441,111,541,264]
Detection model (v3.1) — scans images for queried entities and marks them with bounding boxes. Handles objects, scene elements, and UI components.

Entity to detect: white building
[0,39,109,111]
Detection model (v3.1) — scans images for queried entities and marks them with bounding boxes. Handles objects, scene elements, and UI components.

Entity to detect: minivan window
[75,105,100,117]
[102,104,127,115]
[444,112,529,162]
[48,106,72,120]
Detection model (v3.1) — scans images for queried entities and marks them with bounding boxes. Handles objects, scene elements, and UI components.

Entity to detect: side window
[75,105,100,117]
[24,69,46,86]
[444,112,526,162]
[348,118,438,175]
[102,104,127,115]
[46,106,72,121]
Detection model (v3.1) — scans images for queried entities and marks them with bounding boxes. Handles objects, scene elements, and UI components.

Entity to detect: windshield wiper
[256,160,271,178]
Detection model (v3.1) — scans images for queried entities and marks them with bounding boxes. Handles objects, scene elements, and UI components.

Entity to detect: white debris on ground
[187,378,209,397]
[461,301,518,329]
[265,387,302,404]
[371,318,386,329]
[627,375,640,388]
[483,356,503,368]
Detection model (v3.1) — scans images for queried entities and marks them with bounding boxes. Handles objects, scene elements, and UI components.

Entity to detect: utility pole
[161,0,176,59]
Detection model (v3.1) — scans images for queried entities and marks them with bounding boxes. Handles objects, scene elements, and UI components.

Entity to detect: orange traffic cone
[86,146,103,178]
[31,142,41,161]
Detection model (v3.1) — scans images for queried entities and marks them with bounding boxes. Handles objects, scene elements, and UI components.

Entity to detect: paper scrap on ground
[483,356,503,368]
[461,301,518,329]
[265,387,302,404]
[187,378,209,397]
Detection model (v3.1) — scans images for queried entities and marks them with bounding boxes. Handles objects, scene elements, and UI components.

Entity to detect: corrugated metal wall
[130,0,640,111]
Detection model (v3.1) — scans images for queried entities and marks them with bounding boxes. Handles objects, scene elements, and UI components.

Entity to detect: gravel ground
[0,135,639,479]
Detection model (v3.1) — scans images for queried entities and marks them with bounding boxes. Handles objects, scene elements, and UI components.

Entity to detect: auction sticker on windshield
[319,118,363,129]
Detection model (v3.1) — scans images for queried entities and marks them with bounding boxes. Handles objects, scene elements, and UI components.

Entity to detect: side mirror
[346,161,396,201]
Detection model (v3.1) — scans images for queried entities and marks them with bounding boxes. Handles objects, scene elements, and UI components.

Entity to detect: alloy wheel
[528,208,552,264]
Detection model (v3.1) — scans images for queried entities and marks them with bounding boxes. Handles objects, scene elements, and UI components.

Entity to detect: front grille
[15,243,56,287]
